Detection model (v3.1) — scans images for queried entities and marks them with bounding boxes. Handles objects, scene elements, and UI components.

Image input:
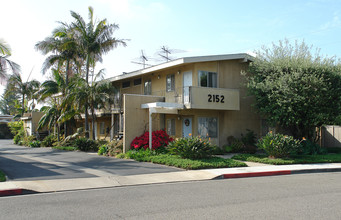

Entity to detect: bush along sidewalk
[116,148,247,170]
[0,170,6,182]
[114,132,247,170]
[232,131,341,165]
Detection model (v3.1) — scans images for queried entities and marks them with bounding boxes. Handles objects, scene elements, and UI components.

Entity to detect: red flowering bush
[131,130,173,150]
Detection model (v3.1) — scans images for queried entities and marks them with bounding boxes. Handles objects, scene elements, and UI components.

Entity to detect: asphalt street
[0,140,181,181]
[1,172,341,219]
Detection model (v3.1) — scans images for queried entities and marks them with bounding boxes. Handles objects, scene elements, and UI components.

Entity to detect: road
[0,140,180,180]
[1,172,341,219]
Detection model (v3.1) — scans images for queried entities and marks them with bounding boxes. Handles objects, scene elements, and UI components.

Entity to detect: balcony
[149,86,239,110]
[184,86,239,110]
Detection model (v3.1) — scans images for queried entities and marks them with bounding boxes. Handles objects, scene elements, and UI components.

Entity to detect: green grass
[232,153,341,165]
[52,146,78,151]
[117,151,247,169]
[0,170,6,182]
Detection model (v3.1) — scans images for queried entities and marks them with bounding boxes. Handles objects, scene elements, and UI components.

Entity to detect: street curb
[222,170,291,179]
[220,168,341,179]
[0,188,23,197]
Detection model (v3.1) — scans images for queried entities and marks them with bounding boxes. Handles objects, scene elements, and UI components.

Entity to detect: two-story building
[92,53,264,152]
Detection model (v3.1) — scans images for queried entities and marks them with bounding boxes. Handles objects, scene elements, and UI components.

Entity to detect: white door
[183,71,192,104]
[182,117,192,137]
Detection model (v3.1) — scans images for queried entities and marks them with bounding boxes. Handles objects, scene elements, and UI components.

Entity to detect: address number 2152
[208,94,224,103]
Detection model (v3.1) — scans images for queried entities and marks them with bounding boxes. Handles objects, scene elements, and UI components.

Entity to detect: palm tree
[70,6,126,138]
[6,73,40,116]
[0,39,20,82]
[38,103,62,141]
[66,70,116,140]
[35,26,80,135]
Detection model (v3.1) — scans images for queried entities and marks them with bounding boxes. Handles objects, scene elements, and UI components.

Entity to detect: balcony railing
[93,86,239,114]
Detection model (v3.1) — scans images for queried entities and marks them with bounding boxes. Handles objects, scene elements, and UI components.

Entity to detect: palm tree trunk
[64,60,70,137]
[84,55,90,138]
[22,94,25,116]
[91,107,96,140]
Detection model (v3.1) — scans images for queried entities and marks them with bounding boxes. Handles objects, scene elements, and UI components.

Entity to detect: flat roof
[107,53,253,82]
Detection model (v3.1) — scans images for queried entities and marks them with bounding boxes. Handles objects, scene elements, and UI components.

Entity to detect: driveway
[0,140,181,181]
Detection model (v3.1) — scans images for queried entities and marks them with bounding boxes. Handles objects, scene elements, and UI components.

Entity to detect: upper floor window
[134,78,142,86]
[166,74,175,92]
[144,79,152,95]
[198,71,217,88]
[122,81,130,88]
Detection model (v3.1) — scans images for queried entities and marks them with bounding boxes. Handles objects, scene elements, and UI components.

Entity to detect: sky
[2,0,341,93]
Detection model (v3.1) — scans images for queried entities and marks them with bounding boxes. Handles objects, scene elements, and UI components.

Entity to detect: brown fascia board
[106,53,254,83]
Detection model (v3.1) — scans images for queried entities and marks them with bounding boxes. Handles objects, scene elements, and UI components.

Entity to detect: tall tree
[66,70,116,140]
[35,24,79,135]
[6,73,40,116]
[0,39,20,83]
[245,39,341,140]
[70,6,126,138]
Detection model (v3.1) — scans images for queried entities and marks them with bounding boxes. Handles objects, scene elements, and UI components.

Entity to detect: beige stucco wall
[112,59,261,148]
[218,60,261,145]
[123,94,165,152]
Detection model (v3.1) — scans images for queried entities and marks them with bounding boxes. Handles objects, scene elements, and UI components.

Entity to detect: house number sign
[208,94,225,103]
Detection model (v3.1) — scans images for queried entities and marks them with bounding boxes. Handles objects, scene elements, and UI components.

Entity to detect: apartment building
[93,53,263,152]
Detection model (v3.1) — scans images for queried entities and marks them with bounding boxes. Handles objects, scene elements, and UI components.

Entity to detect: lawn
[0,170,6,182]
[232,153,341,165]
[117,151,247,170]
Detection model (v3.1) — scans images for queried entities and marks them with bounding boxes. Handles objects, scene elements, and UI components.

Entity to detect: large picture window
[144,79,151,95]
[198,117,218,138]
[166,74,175,92]
[198,71,217,88]
[166,118,176,136]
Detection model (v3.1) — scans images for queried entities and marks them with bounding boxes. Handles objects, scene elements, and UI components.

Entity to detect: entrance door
[182,117,192,137]
[183,71,192,104]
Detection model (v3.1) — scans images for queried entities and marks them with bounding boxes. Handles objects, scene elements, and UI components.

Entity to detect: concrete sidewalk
[1,162,341,196]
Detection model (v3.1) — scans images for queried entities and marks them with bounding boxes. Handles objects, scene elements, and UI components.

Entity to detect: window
[122,81,130,88]
[134,78,142,86]
[166,118,176,136]
[166,74,175,92]
[99,122,105,135]
[198,71,217,88]
[144,79,151,95]
[198,117,218,138]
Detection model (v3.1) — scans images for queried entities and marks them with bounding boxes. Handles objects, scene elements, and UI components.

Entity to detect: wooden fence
[321,126,341,148]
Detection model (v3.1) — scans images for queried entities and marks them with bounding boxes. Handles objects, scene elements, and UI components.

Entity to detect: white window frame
[166,118,176,136]
[198,117,218,138]
[166,74,175,92]
[198,71,217,88]
[144,79,152,95]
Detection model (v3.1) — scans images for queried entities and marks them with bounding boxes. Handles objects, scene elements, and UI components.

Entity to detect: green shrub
[125,148,157,161]
[8,121,23,136]
[257,132,301,158]
[23,135,36,146]
[73,137,99,152]
[13,129,25,145]
[167,136,215,159]
[98,145,108,155]
[29,140,41,148]
[41,134,58,147]
[326,147,341,154]
[225,130,257,154]
[298,139,327,155]
[107,139,123,156]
